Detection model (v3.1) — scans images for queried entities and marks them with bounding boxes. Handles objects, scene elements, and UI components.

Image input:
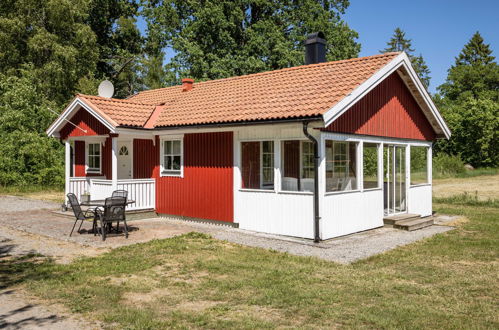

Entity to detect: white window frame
[279,139,315,194]
[160,136,184,177]
[260,141,275,189]
[86,142,102,174]
[409,145,430,186]
[325,140,359,193]
[300,140,314,180]
[239,140,275,191]
[362,142,381,191]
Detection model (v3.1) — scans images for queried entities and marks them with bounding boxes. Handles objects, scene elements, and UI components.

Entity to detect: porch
[68,177,155,211]
[63,131,157,211]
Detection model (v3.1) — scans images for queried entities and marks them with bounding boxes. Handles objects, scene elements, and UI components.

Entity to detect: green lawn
[2,200,498,329]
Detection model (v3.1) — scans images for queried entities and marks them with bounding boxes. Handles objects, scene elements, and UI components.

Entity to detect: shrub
[433,154,465,177]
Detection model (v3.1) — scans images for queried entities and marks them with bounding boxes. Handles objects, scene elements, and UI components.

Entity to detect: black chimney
[305,32,326,65]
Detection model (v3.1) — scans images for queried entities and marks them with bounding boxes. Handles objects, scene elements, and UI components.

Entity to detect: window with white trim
[325,140,358,192]
[280,140,314,192]
[241,141,274,190]
[161,139,182,176]
[87,143,101,173]
[410,146,428,185]
[363,143,380,189]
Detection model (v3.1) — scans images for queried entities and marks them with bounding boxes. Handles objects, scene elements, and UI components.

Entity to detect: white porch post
[64,140,71,204]
[111,136,118,191]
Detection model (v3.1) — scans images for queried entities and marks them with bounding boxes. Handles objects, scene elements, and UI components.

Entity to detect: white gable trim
[46,97,116,137]
[323,52,451,139]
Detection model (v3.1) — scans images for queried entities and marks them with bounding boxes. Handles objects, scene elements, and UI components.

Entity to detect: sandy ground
[0,289,101,330]
[433,174,499,200]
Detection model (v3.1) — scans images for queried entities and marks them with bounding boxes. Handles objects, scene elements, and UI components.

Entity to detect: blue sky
[137,1,498,94]
[344,0,498,93]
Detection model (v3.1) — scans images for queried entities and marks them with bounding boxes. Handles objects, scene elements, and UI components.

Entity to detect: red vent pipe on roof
[182,78,194,91]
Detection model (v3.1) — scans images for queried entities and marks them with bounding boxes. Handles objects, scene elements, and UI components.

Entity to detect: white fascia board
[115,127,155,137]
[323,52,451,140]
[398,53,451,139]
[46,98,116,137]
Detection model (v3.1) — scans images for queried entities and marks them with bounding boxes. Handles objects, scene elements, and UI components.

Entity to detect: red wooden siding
[324,73,436,140]
[73,138,112,178]
[155,132,234,222]
[60,108,110,140]
[133,139,156,179]
[241,142,260,189]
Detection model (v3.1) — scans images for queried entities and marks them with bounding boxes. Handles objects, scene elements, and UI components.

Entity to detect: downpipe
[302,121,321,243]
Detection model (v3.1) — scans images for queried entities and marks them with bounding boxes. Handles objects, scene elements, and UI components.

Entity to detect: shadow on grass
[0,240,54,290]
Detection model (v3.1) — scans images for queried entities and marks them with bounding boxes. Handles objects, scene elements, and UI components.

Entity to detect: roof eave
[46,96,117,138]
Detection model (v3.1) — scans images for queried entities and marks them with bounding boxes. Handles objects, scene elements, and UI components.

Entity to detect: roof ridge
[131,52,401,98]
[77,93,154,106]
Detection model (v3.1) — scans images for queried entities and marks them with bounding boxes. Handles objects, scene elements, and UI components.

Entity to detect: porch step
[393,217,434,231]
[383,213,421,226]
[383,214,434,231]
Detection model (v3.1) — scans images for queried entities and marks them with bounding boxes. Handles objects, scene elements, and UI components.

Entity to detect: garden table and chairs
[66,190,134,241]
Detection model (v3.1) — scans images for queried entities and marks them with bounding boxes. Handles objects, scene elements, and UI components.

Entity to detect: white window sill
[277,190,313,196]
[86,170,101,174]
[410,183,431,188]
[362,187,382,192]
[325,189,361,196]
[160,171,182,178]
[239,188,276,193]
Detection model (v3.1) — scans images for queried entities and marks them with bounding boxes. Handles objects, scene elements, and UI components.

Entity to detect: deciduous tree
[141,0,360,84]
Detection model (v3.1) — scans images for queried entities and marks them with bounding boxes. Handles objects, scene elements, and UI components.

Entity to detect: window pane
[172,156,181,170]
[172,140,181,154]
[326,141,358,192]
[165,141,171,154]
[410,146,428,185]
[241,141,273,190]
[281,140,314,192]
[166,155,172,170]
[241,142,260,189]
[363,143,379,189]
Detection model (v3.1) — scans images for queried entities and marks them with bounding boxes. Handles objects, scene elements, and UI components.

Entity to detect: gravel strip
[158,217,455,264]
[0,195,59,213]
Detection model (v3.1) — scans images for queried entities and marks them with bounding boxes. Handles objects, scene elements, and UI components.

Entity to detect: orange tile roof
[78,53,400,128]
[78,94,156,127]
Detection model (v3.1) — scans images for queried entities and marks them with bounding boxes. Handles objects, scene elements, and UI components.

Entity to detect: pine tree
[434,32,499,167]
[455,31,495,66]
[438,32,498,102]
[382,27,431,88]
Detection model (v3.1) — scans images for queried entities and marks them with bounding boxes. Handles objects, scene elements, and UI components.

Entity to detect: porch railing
[68,177,156,211]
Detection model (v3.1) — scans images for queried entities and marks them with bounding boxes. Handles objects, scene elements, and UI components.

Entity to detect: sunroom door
[384,145,407,215]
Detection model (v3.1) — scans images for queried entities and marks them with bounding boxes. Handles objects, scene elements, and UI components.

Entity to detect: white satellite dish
[98,80,114,98]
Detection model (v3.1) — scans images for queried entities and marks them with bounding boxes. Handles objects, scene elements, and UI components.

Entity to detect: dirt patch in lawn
[433,174,499,200]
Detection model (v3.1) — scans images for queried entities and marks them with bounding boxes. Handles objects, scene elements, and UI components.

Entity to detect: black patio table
[80,199,135,234]
[80,199,135,207]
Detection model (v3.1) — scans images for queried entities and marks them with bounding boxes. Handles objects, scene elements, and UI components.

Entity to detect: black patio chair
[67,193,97,237]
[95,196,128,241]
[111,190,128,201]
[111,190,128,231]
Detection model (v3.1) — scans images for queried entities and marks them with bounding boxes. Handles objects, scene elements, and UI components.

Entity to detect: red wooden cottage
[47,35,450,241]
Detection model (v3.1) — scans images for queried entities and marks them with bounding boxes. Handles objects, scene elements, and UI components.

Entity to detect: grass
[0,185,64,203]
[432,173,499,201]
[1,202,498,329]
[1,171,497,328]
